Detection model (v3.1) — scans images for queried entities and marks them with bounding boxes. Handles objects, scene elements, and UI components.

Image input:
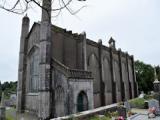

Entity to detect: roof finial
[108,37,116,49]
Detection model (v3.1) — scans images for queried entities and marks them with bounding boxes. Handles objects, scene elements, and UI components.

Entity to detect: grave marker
[148,99,160,115]
[124,101,131,111]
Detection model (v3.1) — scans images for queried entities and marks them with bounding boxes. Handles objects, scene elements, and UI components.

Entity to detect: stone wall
[52,67,68,117]
[87,45,101,108]
[51,103,121,120]
[51,58,94,117]
[49,25,138,107]
[68,78,94,114]
[25,94,39,114]
[86,39,137,106]
[23,23,40,114]
[51,26,84,69]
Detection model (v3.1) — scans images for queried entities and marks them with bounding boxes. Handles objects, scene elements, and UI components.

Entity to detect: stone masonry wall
[68,78,94,114]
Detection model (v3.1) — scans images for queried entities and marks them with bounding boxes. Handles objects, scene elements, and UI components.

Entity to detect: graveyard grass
[89,115,111,120]
[129,93,159,109]
[6,107,16,120]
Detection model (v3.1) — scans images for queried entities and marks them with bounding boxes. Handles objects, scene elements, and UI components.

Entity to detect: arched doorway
[77,91,88,112]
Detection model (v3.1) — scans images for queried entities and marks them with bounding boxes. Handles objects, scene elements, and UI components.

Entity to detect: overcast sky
[0,0,160,83]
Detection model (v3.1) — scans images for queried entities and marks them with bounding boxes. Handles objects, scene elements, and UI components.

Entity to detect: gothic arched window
[55,86,65,117]
[88,53,100,93]
[29,48,39,92]
[113,60,121,91]
[103,57,112,92]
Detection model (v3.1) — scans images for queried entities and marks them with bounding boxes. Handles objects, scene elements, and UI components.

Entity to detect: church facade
[17,0,138,119]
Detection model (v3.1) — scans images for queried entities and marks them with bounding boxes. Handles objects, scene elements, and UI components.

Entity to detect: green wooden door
[77,91,88,112]
[77,93,84,112]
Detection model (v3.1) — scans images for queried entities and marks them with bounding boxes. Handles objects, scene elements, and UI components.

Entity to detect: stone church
[17,0,138,119]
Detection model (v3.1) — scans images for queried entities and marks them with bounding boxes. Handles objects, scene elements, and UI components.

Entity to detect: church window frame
[102,56,112,92]
[28,46,39,93]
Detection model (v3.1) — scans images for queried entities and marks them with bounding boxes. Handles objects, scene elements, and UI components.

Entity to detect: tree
[0,0,86,15]
[0,81,1,101]
[135,60,154,93]
[0,81,17,100]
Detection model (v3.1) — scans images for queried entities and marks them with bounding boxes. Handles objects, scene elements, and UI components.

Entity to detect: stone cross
[153,67,160,92]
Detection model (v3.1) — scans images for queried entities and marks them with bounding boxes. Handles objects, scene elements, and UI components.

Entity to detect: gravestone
[124,101,131,111]
[148,99,159,108]
[148,99,160,115]
[138,91,145,98]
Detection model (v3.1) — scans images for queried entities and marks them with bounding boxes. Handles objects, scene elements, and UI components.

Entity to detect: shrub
[104,111,111,118]
[144,94,154,100]
[101,116,111,120]
[129,98,145,109]
[89,115,100,120]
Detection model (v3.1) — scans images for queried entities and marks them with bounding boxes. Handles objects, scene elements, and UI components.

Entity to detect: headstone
[144,100,149,109]
[10,93,17,106]
[148,99,159,109]
[124,101,131,111]
[148,99,160,115]
[138,91,145,98]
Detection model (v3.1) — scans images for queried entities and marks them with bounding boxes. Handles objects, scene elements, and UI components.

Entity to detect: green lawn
[6,107,16,120]
[6,107,38,120]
